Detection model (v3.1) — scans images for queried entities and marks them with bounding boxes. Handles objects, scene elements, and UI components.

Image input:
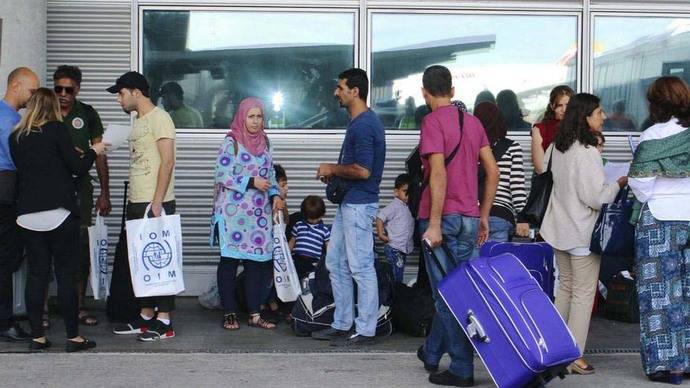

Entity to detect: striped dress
[491,140,527,223]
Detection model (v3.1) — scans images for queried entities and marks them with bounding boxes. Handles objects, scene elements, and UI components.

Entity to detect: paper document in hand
[604,162,630,183]
[103,124,131,151]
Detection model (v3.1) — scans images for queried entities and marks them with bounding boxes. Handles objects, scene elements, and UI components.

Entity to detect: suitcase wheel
[466,310,490,343]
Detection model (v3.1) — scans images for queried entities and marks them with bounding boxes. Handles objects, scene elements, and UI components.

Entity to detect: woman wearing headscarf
[629,76,690,385]
[210,97,284,331]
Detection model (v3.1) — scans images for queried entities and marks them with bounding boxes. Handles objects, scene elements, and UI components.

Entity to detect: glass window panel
[142,10,355,129]
[593,16,690,132]
[371,13,578,130]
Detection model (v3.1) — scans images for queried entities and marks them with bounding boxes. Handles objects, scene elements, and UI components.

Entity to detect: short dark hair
[554,93,600,152]
[647,76,690,128]
[274,164,287,182]
[301,195,326,220]
[53,65,82,85]
[338,68,368,101]
[394,173,412,190]
[422,65,452,97]
[160,81,184,99]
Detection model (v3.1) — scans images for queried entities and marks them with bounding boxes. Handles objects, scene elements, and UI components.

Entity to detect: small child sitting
[289,195,330,280]
[376,173,414,282]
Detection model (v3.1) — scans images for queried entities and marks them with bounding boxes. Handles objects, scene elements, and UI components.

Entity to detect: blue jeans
[326,203,379,337]
[488,216,513,243]
[384,245,406,282]
[419,215,479,378]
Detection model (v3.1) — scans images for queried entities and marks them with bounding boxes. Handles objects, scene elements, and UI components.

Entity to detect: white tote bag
[273,212,301,302]
[88,215,110,300]
[126,204,185,297]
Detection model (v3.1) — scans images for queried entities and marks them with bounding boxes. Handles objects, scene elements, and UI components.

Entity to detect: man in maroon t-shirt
[416,65,499,387]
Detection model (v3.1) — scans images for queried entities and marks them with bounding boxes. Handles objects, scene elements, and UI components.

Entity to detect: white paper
[102,123,131,152]
[604,161,630,183]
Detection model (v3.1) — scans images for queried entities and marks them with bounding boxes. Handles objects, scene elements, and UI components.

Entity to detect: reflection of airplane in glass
[593,20,690,130]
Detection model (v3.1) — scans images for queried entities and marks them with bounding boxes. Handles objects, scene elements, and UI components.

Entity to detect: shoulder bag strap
[420,107,465,193]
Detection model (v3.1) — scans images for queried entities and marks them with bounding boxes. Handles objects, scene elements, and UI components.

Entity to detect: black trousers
[0,204,24,330]
[218,258,272,314]
[113,201,176,313]
[22,214,80,339]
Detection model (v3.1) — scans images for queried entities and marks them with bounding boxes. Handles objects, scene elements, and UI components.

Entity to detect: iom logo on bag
[273,236,288,273]
[141,236,173,271]
[98,238,108,274]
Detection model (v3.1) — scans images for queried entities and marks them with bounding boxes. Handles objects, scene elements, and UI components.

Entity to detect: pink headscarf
[228,97,267,156]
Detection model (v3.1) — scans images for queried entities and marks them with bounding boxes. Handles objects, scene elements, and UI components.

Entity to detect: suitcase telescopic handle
[466,310,490,343]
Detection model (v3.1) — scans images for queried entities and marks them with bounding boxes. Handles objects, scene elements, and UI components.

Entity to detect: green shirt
[169,105,204,128]
[63,100,105,153]
[63,100,104,184]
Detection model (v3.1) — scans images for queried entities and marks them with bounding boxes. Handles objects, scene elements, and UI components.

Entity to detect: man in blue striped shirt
[289,195,330,280]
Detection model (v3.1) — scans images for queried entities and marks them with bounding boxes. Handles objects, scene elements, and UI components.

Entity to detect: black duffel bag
[392,281,435,337]
[604,274,639,323]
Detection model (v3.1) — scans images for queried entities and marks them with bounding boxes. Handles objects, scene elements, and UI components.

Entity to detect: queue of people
[0,63,689,386]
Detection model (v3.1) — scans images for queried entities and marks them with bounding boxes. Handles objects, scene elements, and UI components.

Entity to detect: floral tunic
[210,136,279,261]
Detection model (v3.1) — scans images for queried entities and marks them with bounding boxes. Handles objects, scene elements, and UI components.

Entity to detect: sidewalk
[0,297,639,354]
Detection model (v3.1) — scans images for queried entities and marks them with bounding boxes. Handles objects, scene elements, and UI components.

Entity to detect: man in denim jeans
[313,68,385,347]
[417,65,499,386]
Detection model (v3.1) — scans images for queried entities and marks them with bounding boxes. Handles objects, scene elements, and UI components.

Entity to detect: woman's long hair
[647,76,690,128]
[553,93,599,152]
[542,85,574,121]
[474,101,507,145]
[13,88,61,140]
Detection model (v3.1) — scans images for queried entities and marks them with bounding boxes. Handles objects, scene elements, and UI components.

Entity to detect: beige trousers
[554,249,601,353]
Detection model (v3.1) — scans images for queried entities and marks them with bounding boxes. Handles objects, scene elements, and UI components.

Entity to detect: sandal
[248,313,276,330]
[222,313,240,330]
[78,310,99,326]
[42,311,51,330]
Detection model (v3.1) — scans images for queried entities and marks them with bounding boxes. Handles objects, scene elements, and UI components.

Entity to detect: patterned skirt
[635,206,690,374]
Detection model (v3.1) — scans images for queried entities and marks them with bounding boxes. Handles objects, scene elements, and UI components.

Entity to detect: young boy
[376,173,414,282]
[289,195,330,280]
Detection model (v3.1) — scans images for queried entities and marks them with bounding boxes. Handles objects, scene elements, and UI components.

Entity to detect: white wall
[0,0,46,94]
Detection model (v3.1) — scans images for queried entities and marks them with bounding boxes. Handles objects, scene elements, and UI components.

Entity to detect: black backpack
[392,281,435,337]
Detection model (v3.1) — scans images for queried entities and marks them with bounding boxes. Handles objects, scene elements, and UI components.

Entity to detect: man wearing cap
[107,71,178,342]
[158,81,203,128]
[52,65,109,327]
[0,67,39,342]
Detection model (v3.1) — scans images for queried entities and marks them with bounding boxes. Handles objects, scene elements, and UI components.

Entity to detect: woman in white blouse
[628,76,690,385]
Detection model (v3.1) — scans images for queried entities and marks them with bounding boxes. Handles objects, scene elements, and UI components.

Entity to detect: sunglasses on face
[54,86,75,95]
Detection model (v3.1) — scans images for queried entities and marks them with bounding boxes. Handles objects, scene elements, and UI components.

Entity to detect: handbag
[522,147,554,226]
[590,186,635,257]
[325,148,349,204]
[88,214,110,300]
[273,211,302,302]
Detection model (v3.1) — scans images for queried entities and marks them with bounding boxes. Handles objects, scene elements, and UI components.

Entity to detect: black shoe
[311,327,350,341]
[0,324,31,342]
[330,333,377,347]
[113,316,154,335]
[65,338,96,353]
[137,320,175,342]
[417,345,439,372]
[429,370,474,387]
[29,339,52,351]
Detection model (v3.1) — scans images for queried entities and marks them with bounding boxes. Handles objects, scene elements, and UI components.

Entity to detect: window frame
[589,11,690,134]
[135,5,360,134]
[367,8,582,135]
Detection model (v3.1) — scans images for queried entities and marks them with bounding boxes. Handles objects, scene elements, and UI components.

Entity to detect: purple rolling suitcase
[426,242,579,387]
[480,241,555,300]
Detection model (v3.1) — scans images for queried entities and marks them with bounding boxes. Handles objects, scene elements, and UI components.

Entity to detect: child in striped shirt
[289,195,330,280]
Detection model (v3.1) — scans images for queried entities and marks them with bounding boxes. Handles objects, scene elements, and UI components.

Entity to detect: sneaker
[330,333,376,347]
[113,316,154,335]
[429,370,474,387]
[137,320,175,342]
[0,324,31,342]
[417,345,439,372]
[311,327,350,341]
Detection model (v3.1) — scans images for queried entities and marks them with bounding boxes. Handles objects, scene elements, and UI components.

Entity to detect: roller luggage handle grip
[466,310,490,343]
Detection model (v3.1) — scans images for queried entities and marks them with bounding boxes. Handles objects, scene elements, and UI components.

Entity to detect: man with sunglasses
[0,67,39,342]
[52,65,109,327]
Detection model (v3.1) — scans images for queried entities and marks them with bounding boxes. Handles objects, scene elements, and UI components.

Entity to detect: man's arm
[151,138,175,217]
[91,136,111,216]
[478,146,499,245]
[316,162,370,181]
[422,153,446,247]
